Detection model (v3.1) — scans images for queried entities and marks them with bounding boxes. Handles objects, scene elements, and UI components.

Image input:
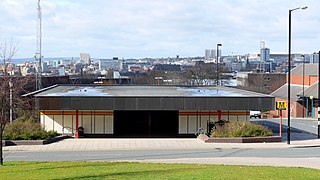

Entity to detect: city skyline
[1,0,319,59]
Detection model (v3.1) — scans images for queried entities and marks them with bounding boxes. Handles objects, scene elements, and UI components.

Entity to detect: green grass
[0,161,319,179]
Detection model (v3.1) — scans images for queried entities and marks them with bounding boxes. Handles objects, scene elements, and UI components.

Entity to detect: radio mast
[35,0,42,90]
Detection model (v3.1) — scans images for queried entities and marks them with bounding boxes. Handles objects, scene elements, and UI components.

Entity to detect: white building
[80,53,91,64]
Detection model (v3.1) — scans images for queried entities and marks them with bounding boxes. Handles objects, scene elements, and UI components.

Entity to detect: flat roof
[32,85,273,98]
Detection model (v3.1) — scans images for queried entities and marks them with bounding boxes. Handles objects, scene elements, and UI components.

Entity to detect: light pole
[318,51,320,138]
[9,79,13,123]
[302,55,305,118]
[216,43,222,86]
[287,6,307,145]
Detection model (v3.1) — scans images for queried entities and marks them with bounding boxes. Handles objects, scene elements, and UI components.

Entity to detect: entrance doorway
[114,110,179,137]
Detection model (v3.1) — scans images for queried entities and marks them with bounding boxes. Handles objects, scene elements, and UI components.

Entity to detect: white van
[250,111,261,118]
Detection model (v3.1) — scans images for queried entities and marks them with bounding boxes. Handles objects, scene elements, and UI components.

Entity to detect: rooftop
[31,85,272,98]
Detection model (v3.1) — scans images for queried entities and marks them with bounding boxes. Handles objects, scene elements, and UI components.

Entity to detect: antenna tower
[35,0,42,90]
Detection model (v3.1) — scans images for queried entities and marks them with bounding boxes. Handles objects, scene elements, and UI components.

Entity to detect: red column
[218,110,221,120]
[279,110,282,138]
[76,110,79,139]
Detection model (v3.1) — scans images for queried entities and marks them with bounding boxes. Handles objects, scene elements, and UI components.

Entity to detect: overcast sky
[1,0,319,59]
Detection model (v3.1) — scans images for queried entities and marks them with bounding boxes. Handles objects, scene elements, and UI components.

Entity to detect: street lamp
[318,51,320,138]
[287,6,308,145]
[302,55,305,118]
[216,43,222,86]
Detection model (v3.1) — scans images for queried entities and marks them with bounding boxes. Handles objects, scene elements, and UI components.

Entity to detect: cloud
[0,0,319,58]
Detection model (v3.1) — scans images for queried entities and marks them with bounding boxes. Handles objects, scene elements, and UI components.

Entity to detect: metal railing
[195,127,205,137]
[62,126,76,138]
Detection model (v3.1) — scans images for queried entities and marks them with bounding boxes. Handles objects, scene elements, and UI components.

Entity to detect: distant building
[80,53,91,64]
[153,64,181,71]
[237,72,286,94]
[260,48,270,62]
[58,67,65,76]
[205,49,221,61]
[310,52,319,63]
[75,63,84,74]
[41,61,49,73]
[259,47,270,72]
[99,59,120,70]
[119,58,125,71]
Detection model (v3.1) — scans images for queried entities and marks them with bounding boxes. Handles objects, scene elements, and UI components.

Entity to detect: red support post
[76,110,79,139]
[218,110,221,121]
[279,110,282,138]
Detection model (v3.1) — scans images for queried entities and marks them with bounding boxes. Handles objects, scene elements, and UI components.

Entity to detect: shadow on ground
[251,120,318,141]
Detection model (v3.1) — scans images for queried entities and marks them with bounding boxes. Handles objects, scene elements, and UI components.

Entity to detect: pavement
[3,136,320,169]
[3,137,320,152]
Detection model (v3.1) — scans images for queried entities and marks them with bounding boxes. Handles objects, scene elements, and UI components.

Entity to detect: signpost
[276,101,287,138]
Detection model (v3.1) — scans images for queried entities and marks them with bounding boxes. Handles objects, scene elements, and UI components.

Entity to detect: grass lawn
[0,161,320,179]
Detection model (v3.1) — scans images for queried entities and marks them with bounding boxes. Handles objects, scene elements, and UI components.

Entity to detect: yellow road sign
[276,101,287,110]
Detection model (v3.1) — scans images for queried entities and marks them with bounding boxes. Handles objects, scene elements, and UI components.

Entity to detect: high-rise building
[205,49,211,60]
[205,49,221,61]
[80,53,91,64]
[259,40,270,72]
[310,52,319,63]
[260,48,270,62]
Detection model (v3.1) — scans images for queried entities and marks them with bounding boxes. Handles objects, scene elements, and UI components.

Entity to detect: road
[4,146,320,162]
[251,118,318,141]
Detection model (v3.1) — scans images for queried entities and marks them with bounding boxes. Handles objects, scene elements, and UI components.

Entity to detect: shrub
[210,121,272,138]
[3,121,60,140]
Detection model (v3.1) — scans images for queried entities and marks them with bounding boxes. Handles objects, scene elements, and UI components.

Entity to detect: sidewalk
[3,138,320,152]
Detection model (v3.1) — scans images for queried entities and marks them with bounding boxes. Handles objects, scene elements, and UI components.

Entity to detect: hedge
[3,121,60,140]
[210,121,272,138]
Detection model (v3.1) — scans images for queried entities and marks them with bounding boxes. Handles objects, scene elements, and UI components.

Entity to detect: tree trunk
[0,127,3,165]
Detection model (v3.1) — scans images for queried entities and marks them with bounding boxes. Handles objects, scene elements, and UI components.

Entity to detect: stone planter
[4,135,70,146]
[198,134,282,143]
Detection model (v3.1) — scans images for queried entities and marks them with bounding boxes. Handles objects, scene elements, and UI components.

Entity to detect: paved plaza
[4,137,320,151]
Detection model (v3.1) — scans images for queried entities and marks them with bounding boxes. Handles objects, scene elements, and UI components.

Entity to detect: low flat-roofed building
[25,85,275,138]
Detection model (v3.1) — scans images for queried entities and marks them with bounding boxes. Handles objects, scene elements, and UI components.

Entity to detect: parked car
[250,111,261,118]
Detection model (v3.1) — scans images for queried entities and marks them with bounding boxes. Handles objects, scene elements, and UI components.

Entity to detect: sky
[1,0,319,59]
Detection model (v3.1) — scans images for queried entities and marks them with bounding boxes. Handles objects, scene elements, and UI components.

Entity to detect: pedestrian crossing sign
[276,101,287,110]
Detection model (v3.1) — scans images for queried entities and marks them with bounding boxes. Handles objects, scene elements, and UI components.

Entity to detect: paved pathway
[4,137,320,151]
[4,138,320,169]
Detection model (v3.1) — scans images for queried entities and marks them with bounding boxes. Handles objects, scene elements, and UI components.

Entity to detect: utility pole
[318,51,320,138]
[35,0,42,90]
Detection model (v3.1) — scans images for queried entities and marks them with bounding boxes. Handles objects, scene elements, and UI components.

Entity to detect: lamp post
[216,43,222,86]
[318,51,320,138]
[287,6,307,145]
[302,55,305,118]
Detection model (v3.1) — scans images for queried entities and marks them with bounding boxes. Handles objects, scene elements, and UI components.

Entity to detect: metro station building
[26,85,275,138]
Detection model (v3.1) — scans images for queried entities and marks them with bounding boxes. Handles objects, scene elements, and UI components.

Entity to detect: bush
[210,121,272,138]
[3,121,60,140]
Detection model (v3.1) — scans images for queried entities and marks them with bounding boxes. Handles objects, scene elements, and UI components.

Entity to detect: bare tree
[1,38,18,76]
[0,38,20,165]
[182,63,217,85]
[0,77,34,165]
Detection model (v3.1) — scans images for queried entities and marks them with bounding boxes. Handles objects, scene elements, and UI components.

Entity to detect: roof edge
[22,84,60,97]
